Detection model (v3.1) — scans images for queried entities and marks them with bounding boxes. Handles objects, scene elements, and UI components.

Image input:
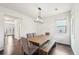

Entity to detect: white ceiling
[0,3,72,18]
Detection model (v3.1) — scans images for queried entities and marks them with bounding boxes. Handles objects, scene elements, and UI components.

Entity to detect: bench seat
[39,40,56,55]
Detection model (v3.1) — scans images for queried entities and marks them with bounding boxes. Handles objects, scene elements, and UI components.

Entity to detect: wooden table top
[29,35,49,46]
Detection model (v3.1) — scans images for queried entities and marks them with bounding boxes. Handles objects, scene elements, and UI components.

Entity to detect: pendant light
[34,7,44,24]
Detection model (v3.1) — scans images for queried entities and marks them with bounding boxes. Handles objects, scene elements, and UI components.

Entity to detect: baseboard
[70,46,75,55]
[56,42,71,47]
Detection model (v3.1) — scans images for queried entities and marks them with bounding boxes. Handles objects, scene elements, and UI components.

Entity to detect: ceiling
[0,3,72,18]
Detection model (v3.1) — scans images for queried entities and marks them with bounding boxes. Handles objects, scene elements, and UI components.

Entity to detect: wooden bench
[39,40,56,55]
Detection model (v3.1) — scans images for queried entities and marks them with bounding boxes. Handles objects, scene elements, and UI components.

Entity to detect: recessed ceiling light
[55,8,58,11]
[38,7,42,10]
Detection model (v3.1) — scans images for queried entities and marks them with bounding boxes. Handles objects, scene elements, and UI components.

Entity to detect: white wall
[21,17,37,37]
[37,11,71,45]
[54,12,71,45]
[0,6,37,50]
[71,4,79,55]
[0,19,4,50]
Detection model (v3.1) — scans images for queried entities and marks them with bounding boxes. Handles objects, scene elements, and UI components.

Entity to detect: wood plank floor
[49,43,74,55]
[0,43,74,55]
[0,50,4,55]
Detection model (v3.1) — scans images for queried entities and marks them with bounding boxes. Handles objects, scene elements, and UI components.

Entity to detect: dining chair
[27,33,33,38]
[20,37,39,55]
[27,33,36,38]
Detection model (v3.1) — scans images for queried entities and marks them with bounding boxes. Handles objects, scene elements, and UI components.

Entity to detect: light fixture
[34,7,44,24]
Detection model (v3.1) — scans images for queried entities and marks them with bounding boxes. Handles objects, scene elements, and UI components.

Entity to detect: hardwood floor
[0,43,74,55]
[49,43,74,55]
[0,50,4,55]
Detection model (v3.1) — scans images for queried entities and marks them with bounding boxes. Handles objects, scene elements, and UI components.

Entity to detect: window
[56,20,67,33]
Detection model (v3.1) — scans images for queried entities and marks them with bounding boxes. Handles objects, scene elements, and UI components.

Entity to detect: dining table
[29,35,49,47]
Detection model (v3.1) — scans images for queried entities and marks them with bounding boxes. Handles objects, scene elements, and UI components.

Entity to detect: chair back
[27,33,36,38]
[20,37,30,54]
